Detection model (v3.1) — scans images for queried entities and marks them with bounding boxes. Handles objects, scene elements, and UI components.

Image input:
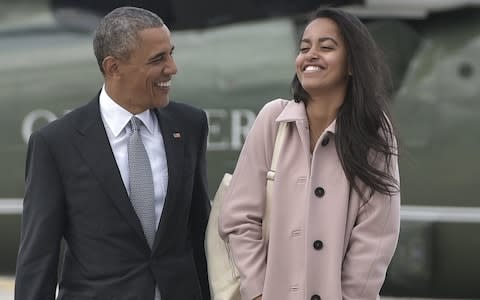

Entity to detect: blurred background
[1,0,479,298]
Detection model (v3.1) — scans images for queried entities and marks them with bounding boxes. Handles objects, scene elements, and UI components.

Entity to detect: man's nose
[165,56,177,75]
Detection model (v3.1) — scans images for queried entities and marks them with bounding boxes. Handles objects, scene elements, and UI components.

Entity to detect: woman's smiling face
[295,17,349,96]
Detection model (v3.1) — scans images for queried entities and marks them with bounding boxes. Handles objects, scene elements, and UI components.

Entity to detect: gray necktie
[128,116,156,249]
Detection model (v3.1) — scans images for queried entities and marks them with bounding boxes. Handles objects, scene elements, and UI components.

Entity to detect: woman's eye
[300,47,309,53]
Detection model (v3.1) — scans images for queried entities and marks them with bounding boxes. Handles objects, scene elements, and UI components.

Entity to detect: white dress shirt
[99,86,168,228]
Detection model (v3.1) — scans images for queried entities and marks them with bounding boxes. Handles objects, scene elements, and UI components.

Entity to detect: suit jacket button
[311,295,321,300]
[321,136,329,146]
[314,187,325,198]
[313,240,323,250]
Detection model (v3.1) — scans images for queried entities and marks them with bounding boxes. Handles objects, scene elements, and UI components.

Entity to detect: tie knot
[130,116,142,132]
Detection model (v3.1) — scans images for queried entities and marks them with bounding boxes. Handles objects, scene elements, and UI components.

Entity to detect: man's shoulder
[160,101,206,122]
[36,97,97,138]
[163,101,204,115]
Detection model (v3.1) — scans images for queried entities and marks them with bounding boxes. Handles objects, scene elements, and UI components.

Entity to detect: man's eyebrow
[147,45,175,62]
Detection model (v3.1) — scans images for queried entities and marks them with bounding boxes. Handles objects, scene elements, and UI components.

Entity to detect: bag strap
[271,122,288,173]
[263,122,288,241]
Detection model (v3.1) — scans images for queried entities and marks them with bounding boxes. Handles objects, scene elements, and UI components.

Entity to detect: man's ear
[102,56,120,78]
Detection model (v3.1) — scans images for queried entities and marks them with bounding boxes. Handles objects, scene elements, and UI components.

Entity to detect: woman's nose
[306,50,319,61]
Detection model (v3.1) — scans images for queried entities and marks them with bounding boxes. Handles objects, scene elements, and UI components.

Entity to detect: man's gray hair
[93,6,164,74]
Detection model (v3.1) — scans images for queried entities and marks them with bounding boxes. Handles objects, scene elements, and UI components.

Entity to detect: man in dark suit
[15,7,211,300]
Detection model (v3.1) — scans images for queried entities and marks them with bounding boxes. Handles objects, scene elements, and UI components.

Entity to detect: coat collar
[73,96,148,246]
[275,99,337,135]
[73,96,186,252]
[151,106,184,251]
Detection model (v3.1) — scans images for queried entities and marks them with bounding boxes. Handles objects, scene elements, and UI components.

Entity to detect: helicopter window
[365,20,421,96]
[458,62,474,79]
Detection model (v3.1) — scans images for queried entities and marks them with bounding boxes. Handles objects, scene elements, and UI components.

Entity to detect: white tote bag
[205,122,288,300]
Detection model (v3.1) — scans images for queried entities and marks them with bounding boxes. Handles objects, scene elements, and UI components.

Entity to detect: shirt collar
[275,99,336,134]
[99,85,156,137]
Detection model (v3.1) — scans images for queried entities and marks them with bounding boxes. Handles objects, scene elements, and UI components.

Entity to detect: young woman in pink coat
[219,7,400,300]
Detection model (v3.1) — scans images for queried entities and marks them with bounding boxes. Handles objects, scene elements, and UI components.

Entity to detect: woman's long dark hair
[291,7,399,198]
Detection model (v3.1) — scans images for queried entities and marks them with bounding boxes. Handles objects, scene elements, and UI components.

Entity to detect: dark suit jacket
[15,96,211,300]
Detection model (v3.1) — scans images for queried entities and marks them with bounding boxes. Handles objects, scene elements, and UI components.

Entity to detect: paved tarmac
[0,276,465,300]
[0,276,13,299]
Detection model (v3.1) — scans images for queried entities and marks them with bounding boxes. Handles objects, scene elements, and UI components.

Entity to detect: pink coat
[219,99,400,300]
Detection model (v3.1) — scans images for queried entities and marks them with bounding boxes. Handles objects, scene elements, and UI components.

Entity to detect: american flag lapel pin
[173,132,181,139]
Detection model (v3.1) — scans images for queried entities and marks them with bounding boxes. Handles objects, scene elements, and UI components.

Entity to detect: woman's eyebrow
[301,36,338,45]
[318,36,338,45]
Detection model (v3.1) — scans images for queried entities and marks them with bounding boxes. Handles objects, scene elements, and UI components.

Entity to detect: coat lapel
[72,97,147,244]
[152,106,184,250]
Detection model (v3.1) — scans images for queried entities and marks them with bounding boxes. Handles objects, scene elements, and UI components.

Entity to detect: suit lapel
[72,97,146,244]
[153,107,184,250]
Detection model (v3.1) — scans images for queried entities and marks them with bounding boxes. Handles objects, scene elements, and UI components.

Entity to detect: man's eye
[300,47,309,53]
[151,57,164,64]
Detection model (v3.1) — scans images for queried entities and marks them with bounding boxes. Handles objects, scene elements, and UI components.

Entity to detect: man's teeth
[305,66,322,72]
[156,80,171,87]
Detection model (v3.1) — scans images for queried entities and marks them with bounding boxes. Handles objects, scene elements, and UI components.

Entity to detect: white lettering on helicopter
[21,108,257,151]
[206,109,256,151]
[21,109,57,143]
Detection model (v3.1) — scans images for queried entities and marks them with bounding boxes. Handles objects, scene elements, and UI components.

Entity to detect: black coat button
[314,187,325,198]
[313,240,323,250]
[321,136,329,146]
[311,295,321,300]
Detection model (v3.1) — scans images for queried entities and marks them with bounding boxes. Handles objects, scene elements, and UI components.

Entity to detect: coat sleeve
[189,110,212,300]
[218,100,284,300]
[341,140,401,300]
[15,131,65,300]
